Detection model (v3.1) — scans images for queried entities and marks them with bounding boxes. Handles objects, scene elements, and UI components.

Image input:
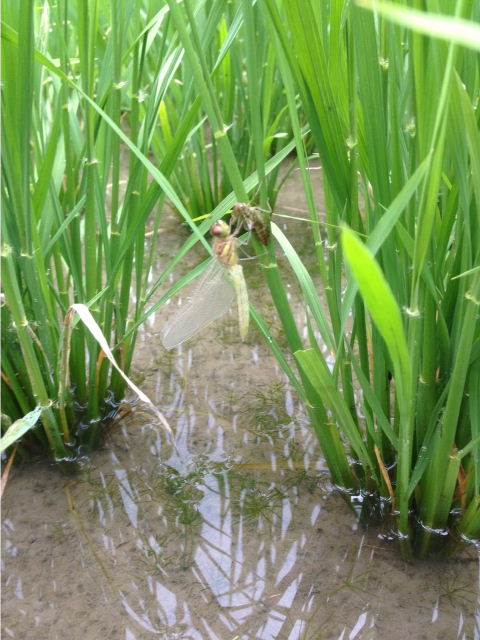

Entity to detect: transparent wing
[162,259,236,349]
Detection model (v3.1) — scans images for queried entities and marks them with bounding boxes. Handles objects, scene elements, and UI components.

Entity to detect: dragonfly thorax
[214,235,238,268]
[211,220,238,268]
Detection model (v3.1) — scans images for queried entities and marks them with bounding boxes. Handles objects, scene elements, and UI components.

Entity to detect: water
[2,172,479,639]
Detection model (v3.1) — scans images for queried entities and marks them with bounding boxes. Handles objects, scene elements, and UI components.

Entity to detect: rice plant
[157,0,479,556]
[2,1,179,458]
[1,0,478,560]
[0,1,280,459]
[260,0,480,556]
[155,1,294,216]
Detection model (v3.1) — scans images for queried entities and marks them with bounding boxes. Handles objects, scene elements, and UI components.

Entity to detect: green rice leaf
[295,348,376,474]
[70,304,171,434]
[272,223,334,351]
[356,1,480,51]
[341,227,411,407]
[0,406,42,453]
[340,157,430,332]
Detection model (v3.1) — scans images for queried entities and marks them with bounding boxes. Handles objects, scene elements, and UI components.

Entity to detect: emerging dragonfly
[161,220,249,350]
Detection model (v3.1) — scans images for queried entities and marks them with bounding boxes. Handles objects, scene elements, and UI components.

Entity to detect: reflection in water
[105,368,326,640]
[3,336,478,640]
[2,201,480,639]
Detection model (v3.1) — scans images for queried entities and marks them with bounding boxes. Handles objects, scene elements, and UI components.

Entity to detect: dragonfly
[161,220,250,350]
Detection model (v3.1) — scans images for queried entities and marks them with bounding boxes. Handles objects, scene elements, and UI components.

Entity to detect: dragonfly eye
[211,220,230,238]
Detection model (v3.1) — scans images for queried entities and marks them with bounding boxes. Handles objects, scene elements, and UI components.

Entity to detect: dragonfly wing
[162,260,236,349]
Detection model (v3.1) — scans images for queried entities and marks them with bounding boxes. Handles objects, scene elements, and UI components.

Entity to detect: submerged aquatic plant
[239,382,292,440]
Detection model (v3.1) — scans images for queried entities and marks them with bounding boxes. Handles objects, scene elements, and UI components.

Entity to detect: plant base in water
[338,488,479,560]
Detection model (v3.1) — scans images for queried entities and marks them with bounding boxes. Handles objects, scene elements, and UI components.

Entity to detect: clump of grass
[2,1,192,457]
[1,1,291,459]
[161,0,479,557]
[156,2,293,217]
[259,0,480,556]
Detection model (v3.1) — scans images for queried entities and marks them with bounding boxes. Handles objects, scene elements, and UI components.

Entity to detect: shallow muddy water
[2,172,479,639]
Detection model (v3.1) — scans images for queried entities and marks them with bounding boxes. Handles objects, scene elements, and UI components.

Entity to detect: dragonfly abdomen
[229,264,249,341]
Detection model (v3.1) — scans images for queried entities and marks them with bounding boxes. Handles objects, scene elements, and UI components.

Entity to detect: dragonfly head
[211,220,230,239]
[232,203,249,216]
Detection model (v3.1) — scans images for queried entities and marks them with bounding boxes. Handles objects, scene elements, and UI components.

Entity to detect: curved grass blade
[342,227,412,407]
[70,304,171,434]
[0,407,42,454]
[356,1,480,52]
[272,222,334,351]
[339,157,430,333]
[249,305,305,400]
[295,348,377,475]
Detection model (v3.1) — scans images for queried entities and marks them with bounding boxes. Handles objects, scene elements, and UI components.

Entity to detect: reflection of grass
[133,531,175,575]
[242,486,283,523]
[82,467,123,511]
[437,570,477,609]
[158,467,203,526]
[239,382,292,440]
